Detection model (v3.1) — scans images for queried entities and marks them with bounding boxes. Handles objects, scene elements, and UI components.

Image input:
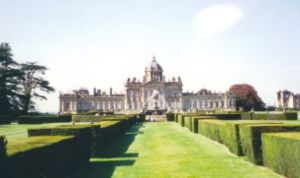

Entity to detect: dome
[145,56,163,72]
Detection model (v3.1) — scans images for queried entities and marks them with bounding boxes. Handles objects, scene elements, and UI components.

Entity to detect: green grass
[0,123,68,141]
[68,122,282,178]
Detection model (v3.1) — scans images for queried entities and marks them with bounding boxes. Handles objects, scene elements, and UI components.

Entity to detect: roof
[145,56,163,72]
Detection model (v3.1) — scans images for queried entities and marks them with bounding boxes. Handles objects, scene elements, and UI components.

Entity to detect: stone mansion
[59,57,236,114]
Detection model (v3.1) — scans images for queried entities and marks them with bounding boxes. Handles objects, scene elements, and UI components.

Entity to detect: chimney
[110,87,113,96]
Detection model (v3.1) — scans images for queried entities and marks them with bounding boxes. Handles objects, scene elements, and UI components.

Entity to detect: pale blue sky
[1,0,300,112]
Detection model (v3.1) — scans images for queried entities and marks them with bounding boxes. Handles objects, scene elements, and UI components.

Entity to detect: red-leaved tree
[229,84,265,111]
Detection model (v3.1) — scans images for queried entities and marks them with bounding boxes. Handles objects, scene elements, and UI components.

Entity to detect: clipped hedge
[72,114,135,122]
[0,116,14,124]
[165,113,175,121]
[177,114,184,126]
[177,114,200,127]
[1,136,88,178]
[174,113,180,122]
[222,120,283,156]
[198,119,226,143]
[0,136,7,160]
[210,113,241,120]
[183,116,193,131]
[191,116,217,133]
[28,125,97,158]
[18,115,72,124]
[252,112,297,120]
[28,119,135,156]
[239,124,300,165]
[262,132,300,178]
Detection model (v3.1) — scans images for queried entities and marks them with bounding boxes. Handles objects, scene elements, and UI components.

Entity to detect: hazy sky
[1,0,300,112]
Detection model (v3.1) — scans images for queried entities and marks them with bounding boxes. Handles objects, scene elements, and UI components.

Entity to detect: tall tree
[19,62,55,114]
[0,43,22,114]
[229,84,265,111]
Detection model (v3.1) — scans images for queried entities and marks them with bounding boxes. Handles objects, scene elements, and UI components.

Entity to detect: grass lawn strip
[69,122,282,178]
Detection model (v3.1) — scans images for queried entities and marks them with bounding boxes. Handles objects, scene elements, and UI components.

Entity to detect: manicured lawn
[0,123,67,141]
[68,122,282,178]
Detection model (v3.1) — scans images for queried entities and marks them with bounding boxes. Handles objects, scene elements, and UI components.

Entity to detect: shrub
[222,120,283,156]
[191,116,217,133]
[210,113,241,120]
[262,132,300,178]
[1,136,88,178]
[0,136,7,160]
[198,120,226,143]
[239,124,300,165]
[18,115,72,124]
[0,116,14,124]
[184,117,192,131]
[174,113,180,122]
[165,112,175,121]
[252,112,297,120]
[177,114,201,127]
[72,114,132,122]
[178,114,184,126]
[28,125,97,158]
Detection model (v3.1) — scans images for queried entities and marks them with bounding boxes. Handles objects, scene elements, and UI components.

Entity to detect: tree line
[0,43,54,115]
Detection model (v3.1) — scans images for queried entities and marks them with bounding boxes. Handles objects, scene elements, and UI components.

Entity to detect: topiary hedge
[165,113,175,121]
[252,112,297,120]
[177,114,201,127]
[18,115,72,124]
[210,113,241,120]
[184,116,192,131]
[28,125,97,158]
[239,124,300,165]
[72,114,136,122]
[0,116,14,124]
[174,113,180,122]
[0,136,7,160]
[191,116,217,133]
[222,120,283,156]
[262,132,300,178]
[198,119,226,143]
[1,136,88,178]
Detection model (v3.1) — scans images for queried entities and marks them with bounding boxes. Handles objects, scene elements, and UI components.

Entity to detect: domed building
[59,56,236,113]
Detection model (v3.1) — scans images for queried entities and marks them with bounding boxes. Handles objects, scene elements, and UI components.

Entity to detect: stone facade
[59,56,236,114]
[276,90,300,109]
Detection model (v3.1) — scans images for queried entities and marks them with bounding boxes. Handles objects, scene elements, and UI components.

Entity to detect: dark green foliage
[1,136,88,178]
[165,112,175,121]
[0,136,7,160]
[252,112,297,120]
[28,119,135,156]
[210,113,241,120]
[0,43,22,115]
[191,116,217,133]
[19,62,55,114]
[262,132,300,178]
[72,114,132,122]
[79,110,115,115]
[184,117,192,130]
[28,125,97,158]
[18,115,72,124]
[0,116,14,124]
[286,112,298,120]
[174,113,179,122]
[178,114,184,126]
[222,121,283,156]
[177,114,201,127]
[239,124,300,165]
[198,120,226,143]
